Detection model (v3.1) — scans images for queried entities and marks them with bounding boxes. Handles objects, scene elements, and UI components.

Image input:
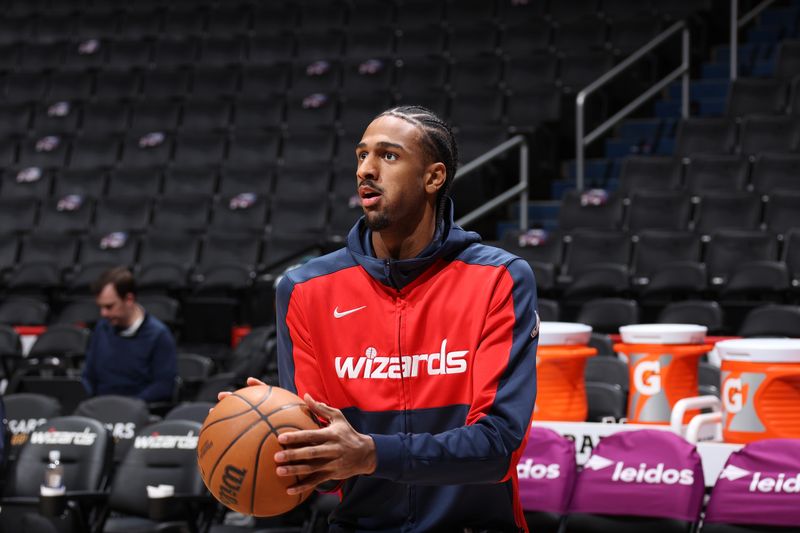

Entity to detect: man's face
[355,115,431,232]
[95,284,135,327]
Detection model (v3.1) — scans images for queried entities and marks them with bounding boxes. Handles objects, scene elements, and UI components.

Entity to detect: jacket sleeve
[81,329,99,396]
[370,258,538,485]
[276,274,329,404]
[137,328,178,403]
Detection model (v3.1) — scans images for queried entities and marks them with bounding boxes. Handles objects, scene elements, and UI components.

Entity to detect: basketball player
[231,107,538,531]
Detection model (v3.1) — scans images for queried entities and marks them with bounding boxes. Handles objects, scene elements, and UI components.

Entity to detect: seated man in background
[81,267,177,403]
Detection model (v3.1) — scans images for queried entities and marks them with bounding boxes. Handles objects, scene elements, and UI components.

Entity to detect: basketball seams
[207,416,265,487]
[198,386,273,438]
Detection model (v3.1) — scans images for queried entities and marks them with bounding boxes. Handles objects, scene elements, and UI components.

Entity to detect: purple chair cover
[705,438,800,527]
[568,429,704,522]
[518,426,577,514]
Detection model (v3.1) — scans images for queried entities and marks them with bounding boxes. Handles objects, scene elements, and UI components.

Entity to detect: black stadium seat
[626,190,692,232]
[692,192,762,234]
[99,419,212,533]
[616,156,682,195]
[0,416,113,533]
[674,118,737,157]
[726,78,787,117]
[683,155,749,196]
[657,300,724,334]
[73,395,152,465]
[750,152,800,198]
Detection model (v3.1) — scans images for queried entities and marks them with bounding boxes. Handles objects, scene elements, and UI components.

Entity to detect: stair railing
[575,20,691,191]
[453,134,529,231]
[729,0,778,80]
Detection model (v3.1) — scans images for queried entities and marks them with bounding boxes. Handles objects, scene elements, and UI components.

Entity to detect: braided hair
[376,105,459,221]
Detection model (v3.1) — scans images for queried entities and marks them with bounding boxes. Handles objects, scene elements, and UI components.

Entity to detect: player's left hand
[273,393,376,494]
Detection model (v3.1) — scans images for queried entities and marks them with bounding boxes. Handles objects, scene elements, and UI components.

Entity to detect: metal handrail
[453,134,529,231]
[575,20,691,190]
[730,0,777,80]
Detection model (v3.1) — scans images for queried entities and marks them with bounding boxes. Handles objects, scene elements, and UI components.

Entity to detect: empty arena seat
[151,195,211,233]
[37,196,94,234]
[175,353,214,401]
[2,392,60,466]
[683,155,749,196]
[585,356,629,393]
[564,430,704,533]
[0,197,39,233]
[0,297,49,326]
[74,395,151,464]
[617,156,682,195]
[738,304,800,337]
[180,99,231,131]
[558,190,624,231]
[626,190,692,232]
[94,196,152,233]
[703,439,800,532]
[585,382,627,422]
[775,39,800,81]
[750,153,800,198]
[576,298,640,334]
[704,230,778,287]
[725,78,787,117]
[519,426,577,533]
[6,232,79,291]
[0,416,113,533]
[674,118,737,157]
[99,420,211,533]
[657,300,724,334]
[165,401,214,423]
[53,299,100,327]
[136,232,199,291]
[561,230,630,284]
[763,191,800,233]
[738,115,800,156]
[692,192,762,234]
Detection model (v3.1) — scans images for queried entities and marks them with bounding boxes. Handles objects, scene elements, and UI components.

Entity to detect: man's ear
[424,162,447,194]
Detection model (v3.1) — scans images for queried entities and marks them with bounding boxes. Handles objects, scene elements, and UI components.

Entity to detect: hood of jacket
[345,198,481,290]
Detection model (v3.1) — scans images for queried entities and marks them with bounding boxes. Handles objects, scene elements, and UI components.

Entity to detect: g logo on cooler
[722,377,744,414]
[634,360,661,396]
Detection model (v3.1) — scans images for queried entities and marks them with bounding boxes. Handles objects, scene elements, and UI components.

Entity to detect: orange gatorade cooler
[716,338,800,444]
[533,322,597,422]
[615,324,712,425]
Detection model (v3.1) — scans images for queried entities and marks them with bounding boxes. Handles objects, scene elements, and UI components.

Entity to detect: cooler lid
[619,324,707,345]
[716,338,800,363]
[539,322,592,346]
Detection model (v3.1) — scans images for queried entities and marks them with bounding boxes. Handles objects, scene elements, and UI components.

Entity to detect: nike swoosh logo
[333,305,367,318]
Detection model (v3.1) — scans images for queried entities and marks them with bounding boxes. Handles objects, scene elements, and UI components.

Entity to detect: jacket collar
[345,198,481,290]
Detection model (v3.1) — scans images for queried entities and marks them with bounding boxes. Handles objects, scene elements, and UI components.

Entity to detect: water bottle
[43,450,64,490]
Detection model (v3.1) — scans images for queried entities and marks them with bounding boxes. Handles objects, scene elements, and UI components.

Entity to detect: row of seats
[617,152,800,196]
[0,230,322,292]
[0,89,558,137]
[0,55,584,103]
[0,0,709,40]
[0,194,352,235]
[666,115,800,157]
[0,130,347,169]
[0,164,353,200]
[540,297,800,337]
[0,19,665,69]
[495,228,800,296]
[557,188,800,234]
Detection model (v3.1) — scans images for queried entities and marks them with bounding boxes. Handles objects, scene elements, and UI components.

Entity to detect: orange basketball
[197,385,321,516]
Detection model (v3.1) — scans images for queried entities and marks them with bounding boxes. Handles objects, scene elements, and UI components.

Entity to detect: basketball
[197,385,322,517]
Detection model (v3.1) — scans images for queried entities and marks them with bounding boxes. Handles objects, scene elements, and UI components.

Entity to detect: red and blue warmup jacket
[277,204,538,532]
